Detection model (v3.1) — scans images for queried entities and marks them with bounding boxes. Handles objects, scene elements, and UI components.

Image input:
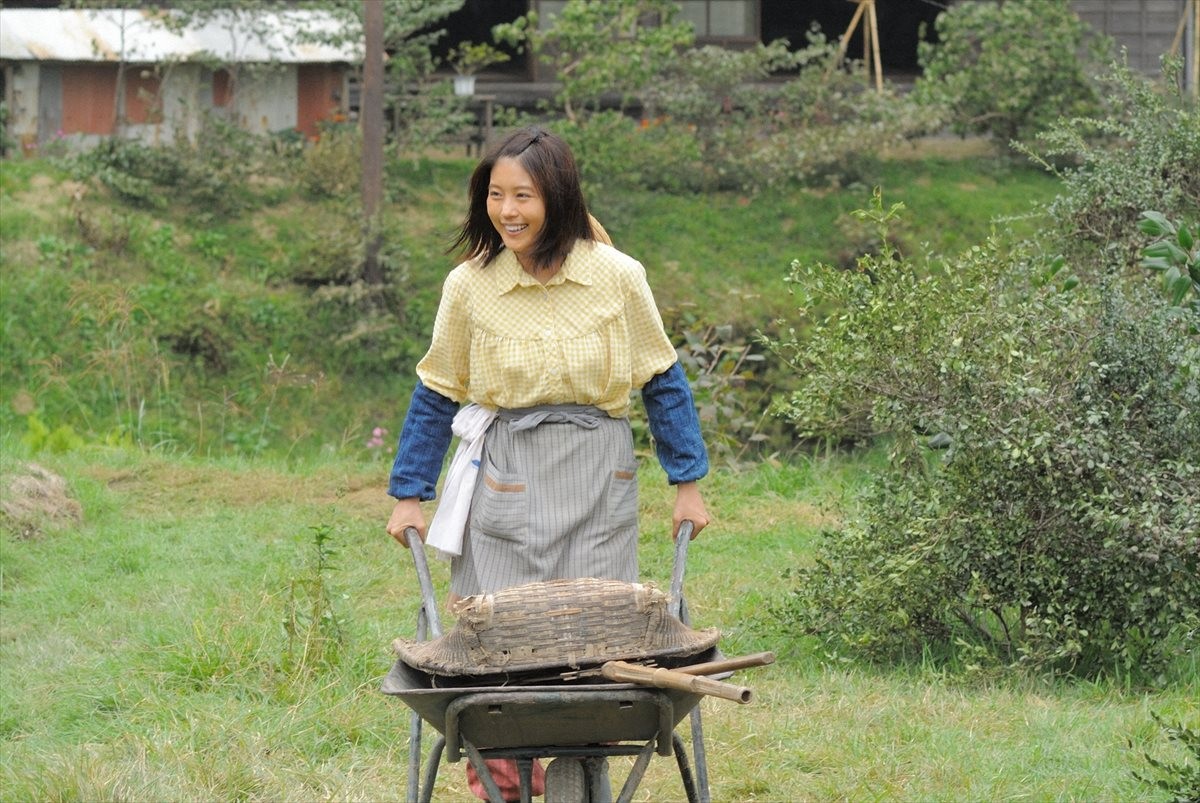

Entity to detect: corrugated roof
[0,8,361,64]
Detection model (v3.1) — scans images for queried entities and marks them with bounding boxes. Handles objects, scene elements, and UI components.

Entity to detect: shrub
[551,111,706,195]
[1139,211,1200,314]
[1133,712,1200,802]
[295,122,361,200]
[580,30,934,193]
[765,196,1200,679]
[1017,59,1200,273]
[914,0,1104,146]
[64,114,279,218]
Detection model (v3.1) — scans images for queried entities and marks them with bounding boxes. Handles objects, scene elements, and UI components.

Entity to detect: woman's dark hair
[449,126,593,271]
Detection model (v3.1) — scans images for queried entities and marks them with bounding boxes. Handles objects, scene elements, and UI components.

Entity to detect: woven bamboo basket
[392,577,720,676]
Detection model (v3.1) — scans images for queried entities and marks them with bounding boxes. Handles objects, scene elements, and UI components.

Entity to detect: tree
[913,0,1104,145]
[495,0,694,123]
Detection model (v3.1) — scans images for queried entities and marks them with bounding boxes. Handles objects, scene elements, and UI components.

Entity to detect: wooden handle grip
[600,660,753,704]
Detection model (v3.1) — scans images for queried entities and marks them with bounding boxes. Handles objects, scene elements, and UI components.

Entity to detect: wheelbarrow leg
[407,709,423,802]
[516,758,535,803]
[464,741,507,803]
[407,605,436,803]
[671,732,700,803]
[615,739,658,803]
[688,705,711,803]
[405,535,445,803]
[418,737,445,803]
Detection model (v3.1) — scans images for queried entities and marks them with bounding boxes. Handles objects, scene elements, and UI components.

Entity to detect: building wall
[4,62,39,153]
[231,65,297,134]
[3,60,349,152]
[1074,0,1189,74]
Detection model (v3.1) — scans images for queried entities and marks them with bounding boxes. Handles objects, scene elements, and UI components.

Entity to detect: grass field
[2,143,1195,801]
[1,444,1194,801]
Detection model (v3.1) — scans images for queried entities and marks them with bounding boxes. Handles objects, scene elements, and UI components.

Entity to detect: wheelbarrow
[381,520,767,803]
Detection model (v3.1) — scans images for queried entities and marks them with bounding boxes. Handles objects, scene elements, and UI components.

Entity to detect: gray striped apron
[449,404,640,597]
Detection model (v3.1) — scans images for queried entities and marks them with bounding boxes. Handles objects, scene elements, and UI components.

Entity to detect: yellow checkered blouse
[416,242,678,418]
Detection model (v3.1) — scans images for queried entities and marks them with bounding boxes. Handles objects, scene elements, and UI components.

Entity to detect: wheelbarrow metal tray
[381,648,723,752]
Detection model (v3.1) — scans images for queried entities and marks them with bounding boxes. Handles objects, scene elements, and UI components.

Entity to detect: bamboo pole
[867,0,884,92]
[830,0,884,92]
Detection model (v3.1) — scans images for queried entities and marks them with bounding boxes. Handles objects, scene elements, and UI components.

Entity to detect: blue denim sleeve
[387,381,460,501]
[641,361,709,484]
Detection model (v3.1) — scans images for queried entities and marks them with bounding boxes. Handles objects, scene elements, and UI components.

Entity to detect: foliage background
[2,1,1198,799]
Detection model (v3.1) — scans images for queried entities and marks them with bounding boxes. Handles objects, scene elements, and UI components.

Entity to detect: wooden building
[0,7,359,154]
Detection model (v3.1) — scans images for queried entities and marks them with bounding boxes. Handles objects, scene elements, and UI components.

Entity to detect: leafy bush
[551,111,706,195]
[555,30,934,194]
[1133,712,1200,802]
[66,138,187,209]
[1139,211,1200,313]
[64,114,277,218]
[294,122,362,200]
[766,196,1200,679]
[672,320,792,469]
[1018,59,1200,273]
[914,0,1104,146]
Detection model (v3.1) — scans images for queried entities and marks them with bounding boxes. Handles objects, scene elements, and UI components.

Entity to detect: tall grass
[0,443,1193,801]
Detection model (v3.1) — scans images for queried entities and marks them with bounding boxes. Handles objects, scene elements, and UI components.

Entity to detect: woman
[386,126,709,591]
[385,125,710,801]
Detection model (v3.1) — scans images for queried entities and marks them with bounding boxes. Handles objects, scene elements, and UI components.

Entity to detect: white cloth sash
[426,403,497,560]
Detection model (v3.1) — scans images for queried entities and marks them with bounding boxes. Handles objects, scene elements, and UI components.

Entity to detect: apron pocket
[606,464,639,529]
[475,460,528,541]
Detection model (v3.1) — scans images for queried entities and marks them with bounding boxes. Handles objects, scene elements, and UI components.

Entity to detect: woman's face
[487,156,546,269]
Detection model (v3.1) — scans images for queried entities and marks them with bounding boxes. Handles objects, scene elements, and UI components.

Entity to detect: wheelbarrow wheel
[545,757,612,803]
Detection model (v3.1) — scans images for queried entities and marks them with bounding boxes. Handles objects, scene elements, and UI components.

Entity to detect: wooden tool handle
[600,660,753,704]
[674,651,775,677]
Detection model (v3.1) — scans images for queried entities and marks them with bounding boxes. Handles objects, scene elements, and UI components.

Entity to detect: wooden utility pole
[361,0,385,284]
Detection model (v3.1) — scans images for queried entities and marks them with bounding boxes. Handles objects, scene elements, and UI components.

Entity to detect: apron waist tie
[498,403,610,432]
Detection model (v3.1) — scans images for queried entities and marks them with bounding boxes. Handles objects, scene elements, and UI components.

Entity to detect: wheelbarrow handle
[668,519,695,620]
[405,526,443,639]
[600,660,753,704]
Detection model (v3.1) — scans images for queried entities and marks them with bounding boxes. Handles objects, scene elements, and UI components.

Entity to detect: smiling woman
[382,125,712,798]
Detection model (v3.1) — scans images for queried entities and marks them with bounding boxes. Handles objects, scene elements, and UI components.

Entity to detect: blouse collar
[492,243,598,295]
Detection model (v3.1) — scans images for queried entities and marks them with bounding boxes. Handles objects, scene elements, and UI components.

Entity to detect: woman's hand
[672,481,709,540]
[386,498,427,547]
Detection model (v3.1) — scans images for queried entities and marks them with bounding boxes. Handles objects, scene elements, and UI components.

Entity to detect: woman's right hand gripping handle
[387,498,426,547]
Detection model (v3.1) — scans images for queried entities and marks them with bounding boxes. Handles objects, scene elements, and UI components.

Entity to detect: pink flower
[366,426,389,450]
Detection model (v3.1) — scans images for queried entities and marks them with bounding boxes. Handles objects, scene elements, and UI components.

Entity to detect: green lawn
[1,445,1193,801]
[2,146,1190,801]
